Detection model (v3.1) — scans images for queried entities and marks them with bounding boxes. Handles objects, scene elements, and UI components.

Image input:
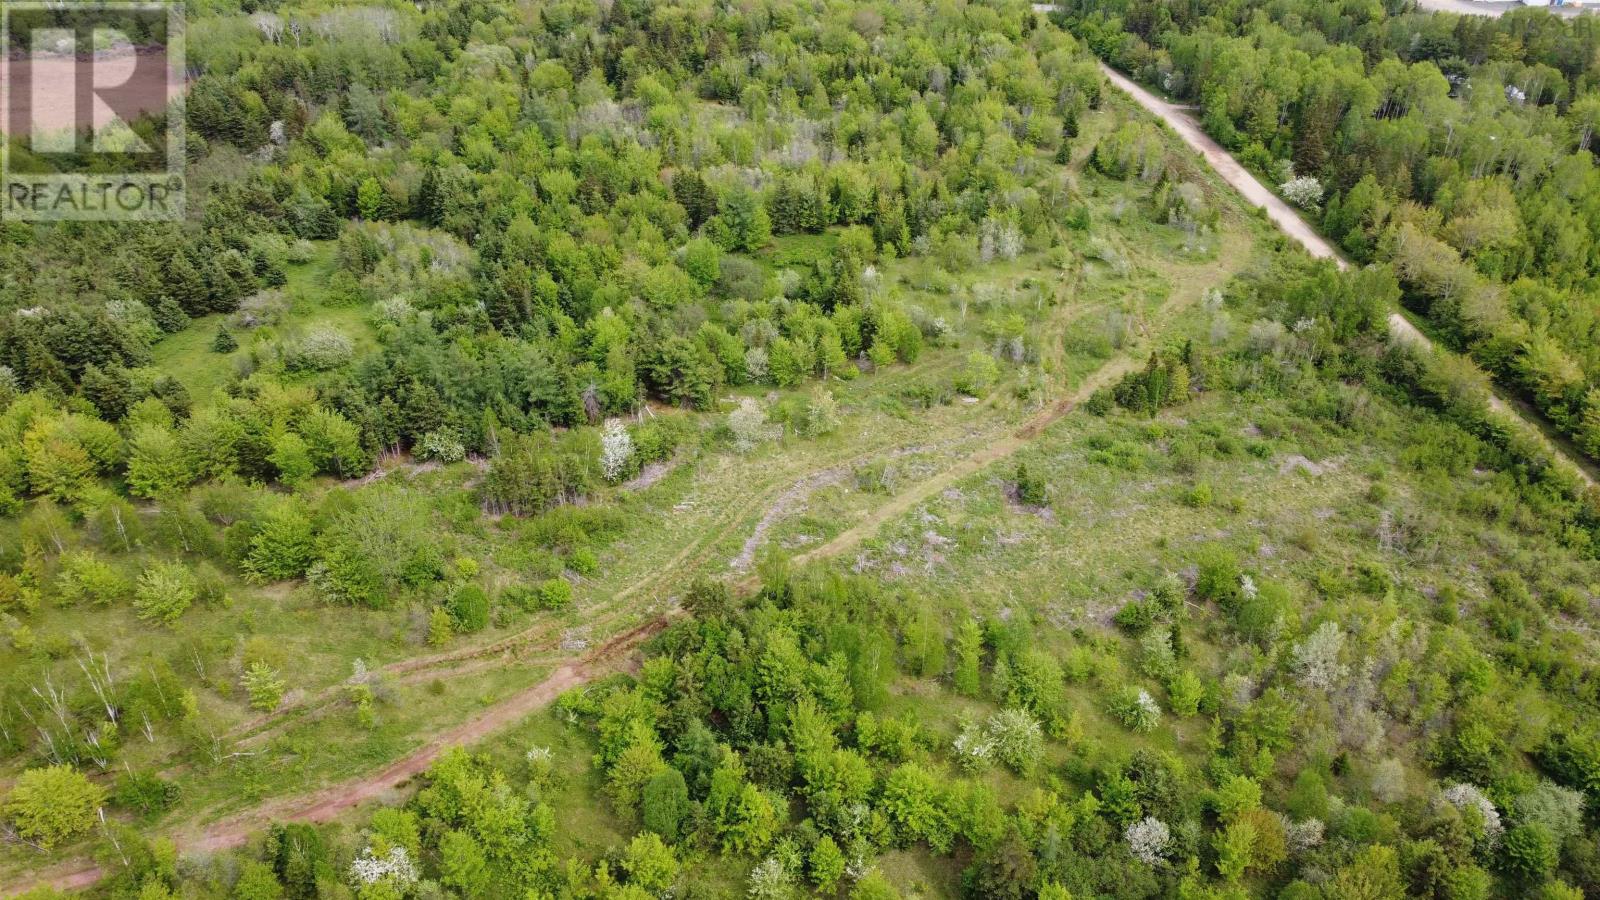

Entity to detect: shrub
[244,502,317,582]
[622,832,679,893]
[235,288,290,329]
[448,584,490,632]
[126,424,194,498]
[1114,599,1157,634]
[986,708,1044,774]
[418,428,466,463]
[798,389,840,437]
[728,398,772,451]
[1014,462,1047,506]
[955,350,1001,396]
[53,552,130,607]
[1291,622,1348,690]
[1512,781,1586,844]
[567,547,599,576]
[534,577,573,610]
[428,607,454,645]
[113,771,178,817]
[1193,545,1242,607]
[284,327,354,372]
[133,560,197,625]
[1502,824,1559,881]
[1181,482,1213,507]
[3,765,104,848]
[1166,670,1204,716]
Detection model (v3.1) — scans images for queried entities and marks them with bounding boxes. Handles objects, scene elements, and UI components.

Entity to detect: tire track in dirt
[12,619,669,898]
[770,237,1248,582]
[219,377,997,750]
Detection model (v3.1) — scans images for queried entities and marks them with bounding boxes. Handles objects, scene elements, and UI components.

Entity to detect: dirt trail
[10,619,670,897]
[784,242,1239,575]
[789,355,1135,572]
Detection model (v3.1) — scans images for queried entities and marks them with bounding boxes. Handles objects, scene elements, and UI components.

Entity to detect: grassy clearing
[150,242,375,402]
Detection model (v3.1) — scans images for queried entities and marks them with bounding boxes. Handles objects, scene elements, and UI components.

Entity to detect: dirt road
[1084,51,1597,486]
[1095,63,1347,271]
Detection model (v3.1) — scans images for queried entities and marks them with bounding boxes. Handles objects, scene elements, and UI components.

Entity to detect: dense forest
[1062,0,1600,461]
[2,0,1600,898]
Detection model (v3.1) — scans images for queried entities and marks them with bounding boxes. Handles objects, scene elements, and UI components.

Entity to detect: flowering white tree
[1280,176,1324,209]
[744,346,770,383]
[1135,690,1161,727]
[1125,817,1171,865]
[350,846,419,889]
[286,327,355,371]
[418,427,465,463]
[1442,783,1504,845]
[799,389,840,437]
[1370,758,1406,804]
[729,398,772,452]
[747,856,792,899]
[986,708,1044,773]
[599,419,634,483]
[979,216,1023,262]
[953,716,996,773]
[1286,817,1325,853]
[1110,687,1161,732]
[1292,622,1348,690]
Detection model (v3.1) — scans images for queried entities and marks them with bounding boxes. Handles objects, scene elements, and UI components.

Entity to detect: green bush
[1114,600,1157,634]
[1014,462,1047,506]
[1502,824,1559,882]
[567,547,599,576]
[2,765,104,848]
[1181,482,1213,507]
[112,771,180,817]
[535,577,573,611]
[448,584,491,632]
[133,560,198,625]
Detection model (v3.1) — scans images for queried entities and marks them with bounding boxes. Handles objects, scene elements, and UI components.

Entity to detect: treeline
[1060,0,1600,462]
